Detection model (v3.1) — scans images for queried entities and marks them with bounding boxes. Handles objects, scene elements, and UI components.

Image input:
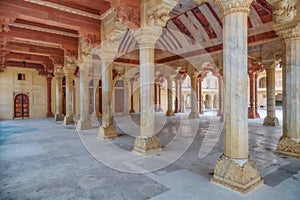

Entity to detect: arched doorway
[14,94,29,118]
[115,80,124,113]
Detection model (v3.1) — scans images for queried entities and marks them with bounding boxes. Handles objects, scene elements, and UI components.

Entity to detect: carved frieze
[273,0,297,23]
[214,0,253,17]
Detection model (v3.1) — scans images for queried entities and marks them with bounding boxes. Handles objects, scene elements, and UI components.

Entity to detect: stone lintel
[63,115,75,125]
[98,125,118,139]
[211,155,263,194]
[133,136,161,155]
[263,116,279,126]
[277,136,300,158]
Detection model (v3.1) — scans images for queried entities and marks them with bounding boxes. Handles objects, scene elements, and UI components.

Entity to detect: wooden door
[14,94,29,118]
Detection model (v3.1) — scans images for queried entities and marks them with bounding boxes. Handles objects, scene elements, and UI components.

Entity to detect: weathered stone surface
[188,111,200,119]
[77,119,92,130]
[55,113,64,121]
[133,136,161,154]
[63,115,74,125]
[98,125,118,139]
[263,116,279,126]
[277,136,300,158]
[211,155,263,194]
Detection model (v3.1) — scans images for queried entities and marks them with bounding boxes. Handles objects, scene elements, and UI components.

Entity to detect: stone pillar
[254,73,260,118]
[263,65,279,126]
[132,27,162,154]
[77,68,92,130]
[212,0,263,193]
[123,78,130,115]
[46,76,54,118]
[158,83,162,111]
[248,72,256,118]
[54,69,64,121]
[166,76,175,116]
[217,75,223,116]
[154,83,159,111]
[275,23,300,158]
[92,77,101,118]
[129,78,135,113]
[188,74,199,119]
[98,59,118,139]
[63,66,75,125]
[174,79,183,113]
[198,78,204,114]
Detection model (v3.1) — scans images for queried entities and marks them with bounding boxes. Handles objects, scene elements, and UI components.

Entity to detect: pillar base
[166,110,175,116]
[63,115,75,125]
[217,110,222,117]
[133,136,161,155]
[276,136,300,158]
[98,125,118,139]
[263,116,279,126]
[248,108,258,119]
[211,155,263,194]
[77,119,92,130]
[46,112,54,118]
[92,111,102,118]
[188,111,199,119]
[55,113,64,121]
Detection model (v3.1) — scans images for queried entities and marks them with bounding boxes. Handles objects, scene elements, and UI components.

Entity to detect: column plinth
[212,155,263,194]
[98,125,118,139]
[132,136,161,154]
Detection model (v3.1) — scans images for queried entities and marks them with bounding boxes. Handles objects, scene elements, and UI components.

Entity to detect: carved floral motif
[274,0,297,23]
[214,0,253,16]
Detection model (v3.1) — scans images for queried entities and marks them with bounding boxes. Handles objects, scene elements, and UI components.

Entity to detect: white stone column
[132,27,162,154]
[123,78,130,115]
[77,68,92,130]
[188,74,199,119]
[212,0,263,193]
[166,76,175,116]
[276,24,300,157]
[63,65,75,125]
[263,65,279,126]
[98,59,118,139]
[217,75,223,116]
[54,69,64,121]
[92,77,101,118]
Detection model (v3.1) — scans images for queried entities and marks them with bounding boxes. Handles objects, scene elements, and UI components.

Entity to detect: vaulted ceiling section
[0,0,278,75]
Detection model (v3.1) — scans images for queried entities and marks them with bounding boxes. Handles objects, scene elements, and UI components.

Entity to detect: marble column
[123,78,130,115]
[254,73,260,118]
[63,66,75,125]
[276,26,300,158]
[132,27,162,154]
[188,74,199,119]
[217,75,223,116]
[129,78,135,113]
[46,76,54,118]
[54,69,64,121]
[248,72,256,118]
[77,68,92,130]
[154,83,159,111]
[174,79,183,113]
[166,76,175,116]
[263,65,279,126]
[98,60,118,139]
[212,0,263,193]
[158,84,162,111]
[92,77,101,118]
[198,78,204,114]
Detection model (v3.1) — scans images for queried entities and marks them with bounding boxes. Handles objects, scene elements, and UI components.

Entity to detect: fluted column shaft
[123,78,130,115]
[46,76,54,117]
[129,78,135,113]
[248,72,256,118]
[217,75,223,116]
[166,77,175,116]
[188,75,199,119]
[63,67,75,125]
[263,65,279,126]
[198,78,203,114]
[55,70,64,121]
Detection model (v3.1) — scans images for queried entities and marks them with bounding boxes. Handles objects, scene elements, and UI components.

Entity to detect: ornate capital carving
[146,0,177,27]
[0,14,16,33]
[131,27,162,49]
[214,0,253,17]
[273,0,298,23]
[275,22,300,40]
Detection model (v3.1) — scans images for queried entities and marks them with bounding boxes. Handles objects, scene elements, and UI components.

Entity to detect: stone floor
[0,109,299,200]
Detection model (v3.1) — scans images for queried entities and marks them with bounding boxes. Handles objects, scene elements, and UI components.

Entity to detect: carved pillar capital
[214,0,253,17]
[131,27,162,49]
